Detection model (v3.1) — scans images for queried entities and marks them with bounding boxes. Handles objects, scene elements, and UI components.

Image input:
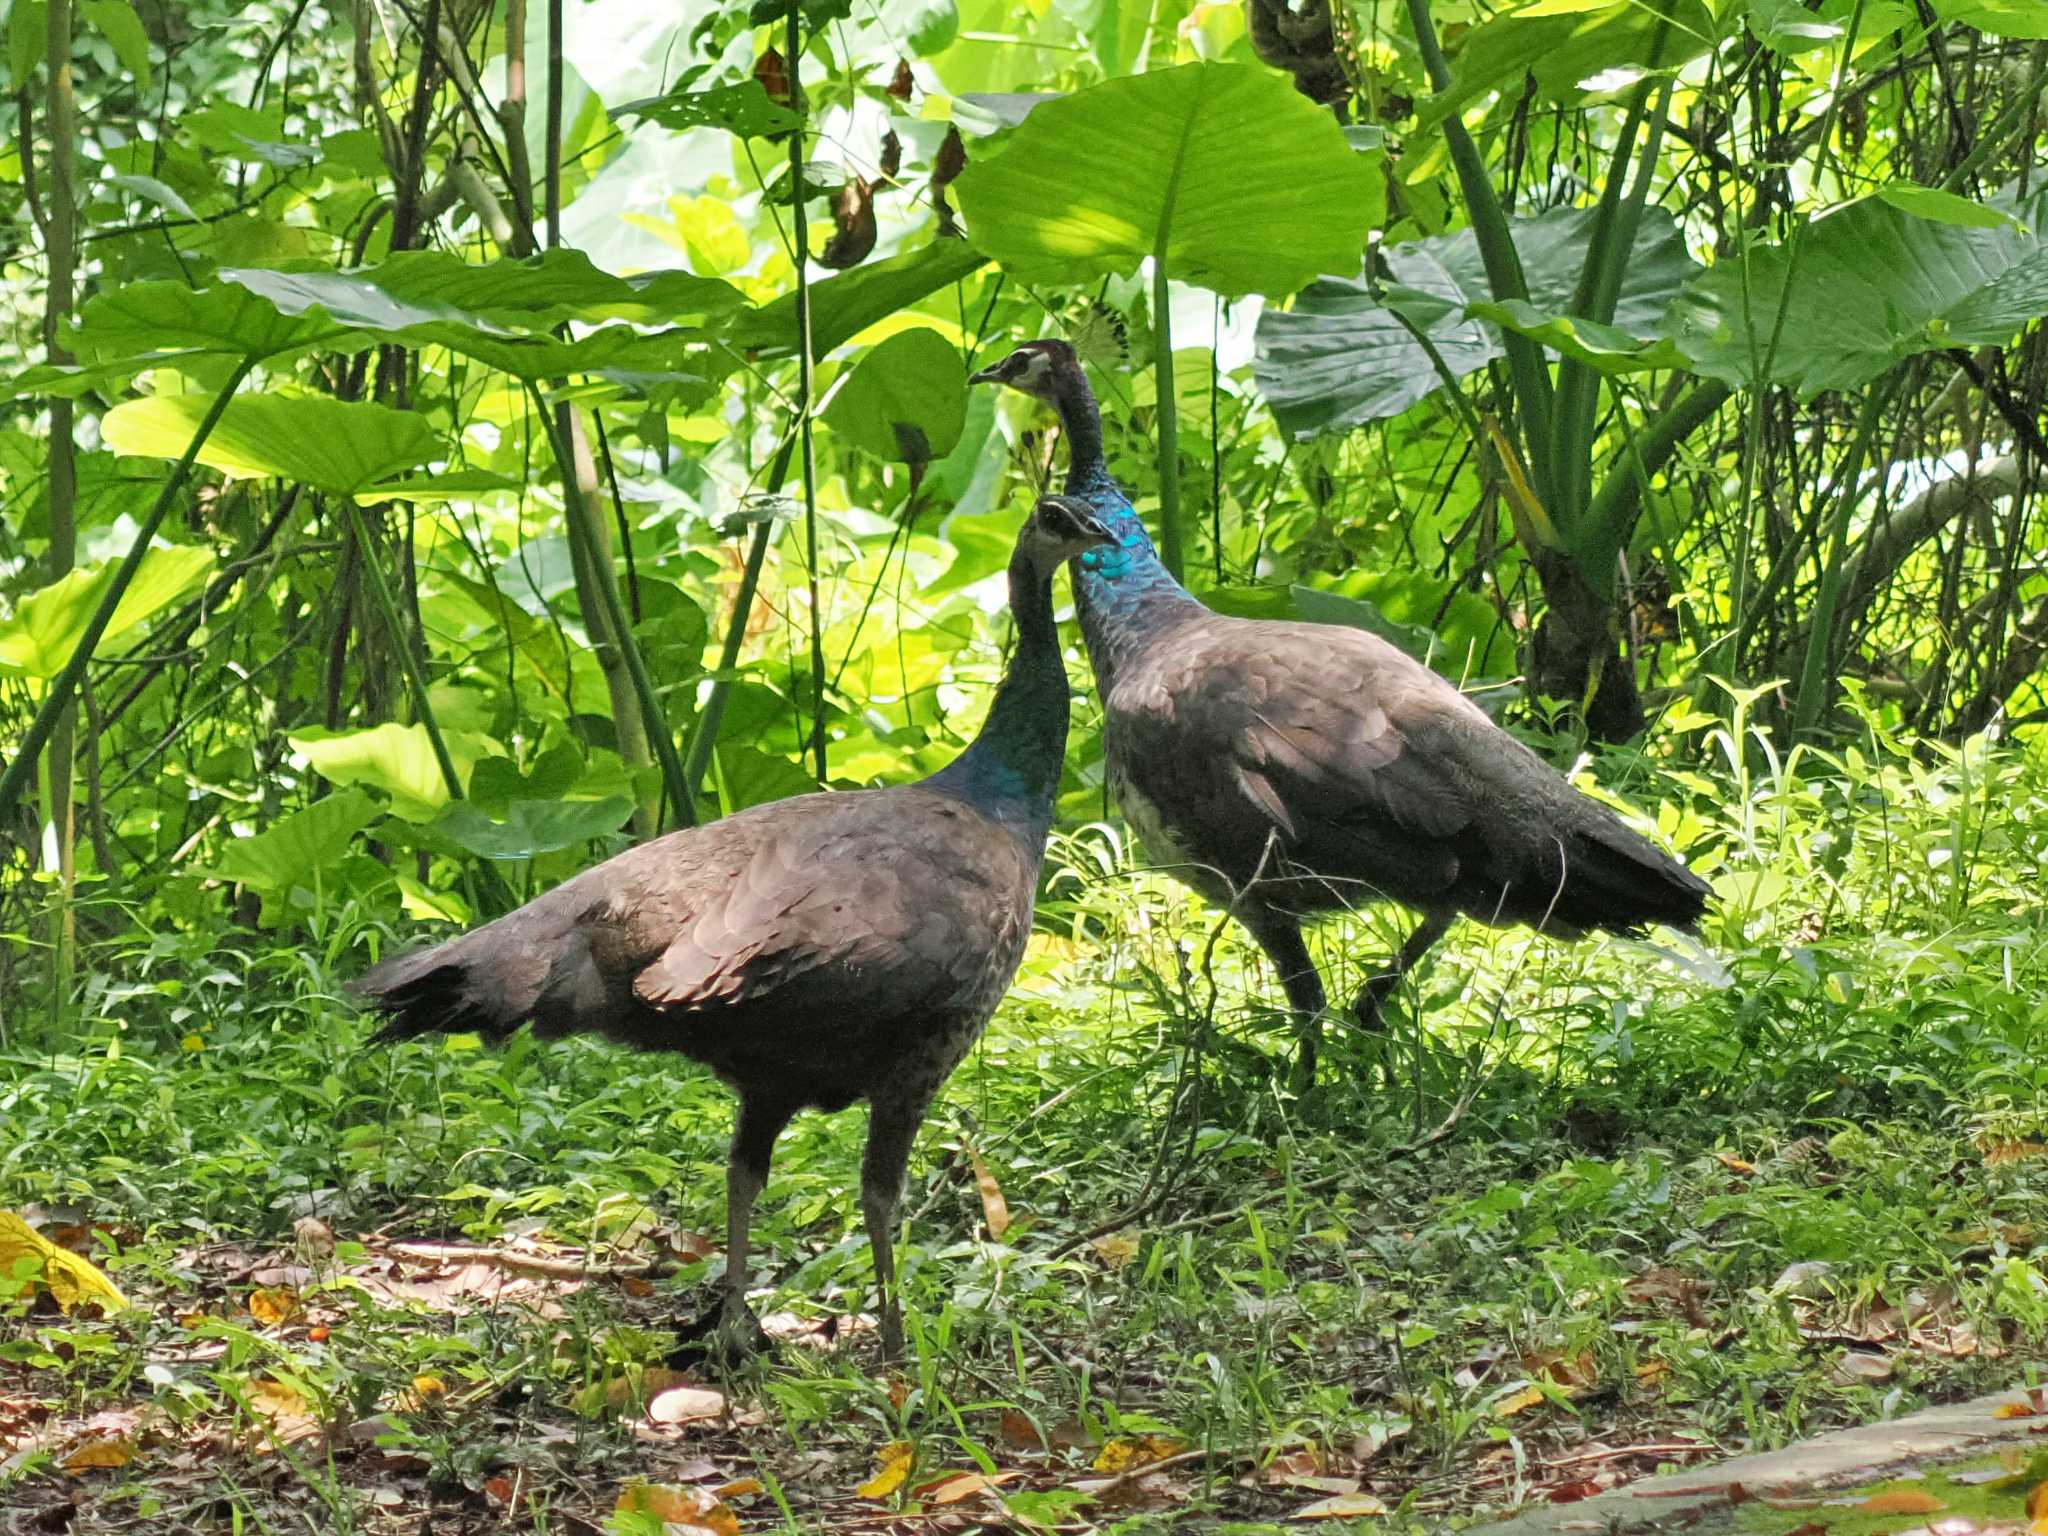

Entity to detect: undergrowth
[4,714,2047,1531]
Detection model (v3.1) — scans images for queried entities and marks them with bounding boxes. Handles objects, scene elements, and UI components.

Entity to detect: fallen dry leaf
[915,1470,1018,1505]
[1833,1350,1893,1383]
[1981,1139,2048,1167]
[1859,1489,1946,1514]
[1547,1480,1603,1503]
[859,1440,914,1499]
[1092,1233,1140,1269]
[1784,1522,1829,1536]
[999,1408,1046,1451]
[246,1377,320,1446]
[1093,1433,1189,1475]
[1293,1491,1388,1519]
[248,1286,301,1326]
[1714,1151,1758,1176]
[1493,1385,1546,1417]
[0,1212,127,1314]
[714,1478,764,1500]
[615,1483,739,1536]
[649,1384,727,1424]
[965,1145,1012,1241]
[63,1437,135,1473]
[1996,1402,2041,1420]
[2026,1480,2048,1535]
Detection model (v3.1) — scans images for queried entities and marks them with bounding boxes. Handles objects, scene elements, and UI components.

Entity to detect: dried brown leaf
[649,1384,727,1424]
[1859,1489,1947,1514]
[63,1437,135,1473]
[1093,1434,1189,1475]
[614,1483,739,1536]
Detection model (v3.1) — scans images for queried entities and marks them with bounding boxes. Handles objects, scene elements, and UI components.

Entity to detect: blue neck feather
[925,550,1069,849]
[1048,368,1204,683]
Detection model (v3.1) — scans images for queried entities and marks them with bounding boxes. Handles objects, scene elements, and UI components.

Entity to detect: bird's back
[1103,611,1708,936]
[356,784,1041,1111]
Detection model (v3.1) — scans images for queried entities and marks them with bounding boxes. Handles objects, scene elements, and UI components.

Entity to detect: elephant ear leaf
[953,61,1378,299]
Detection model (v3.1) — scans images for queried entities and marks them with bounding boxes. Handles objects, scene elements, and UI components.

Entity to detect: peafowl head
[1021,494,1113,572]
[970,339,1080,402]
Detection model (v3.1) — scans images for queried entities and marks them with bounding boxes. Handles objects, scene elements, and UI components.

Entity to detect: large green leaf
[1666,191,2048,395]
[1254,205,1700,438]
[1931,0,2048,37]
[207,789,381,891]
[0,545,214,679]
[823,328,967,464]
[68,282,339,365]
[1417,0,1717,132]
[725,241,989,358]
[951,62,1376,298]
[288,724,499,814]
[432,796,636,861]
[102,395,441,495]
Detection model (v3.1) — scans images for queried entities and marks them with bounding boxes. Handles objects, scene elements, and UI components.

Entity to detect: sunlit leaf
[617,80,801,137]
[954,62,1374,298]
[726,240,989,358]
[207,789,381,891]
[1092,1433,1188,1474]
[288,725,497,812]
[0,544,213,680]
[432,796,635,861]
[824,327,967,464]
[103,394,441,495]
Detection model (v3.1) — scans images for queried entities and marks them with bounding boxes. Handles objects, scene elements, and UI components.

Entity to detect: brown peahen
[355,495,1113,1360]
[972,340,1710,1080]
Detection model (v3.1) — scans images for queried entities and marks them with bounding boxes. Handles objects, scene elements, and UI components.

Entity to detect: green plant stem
[528,385,694,825]
[788,0,828,786]
[1582,379,1730,559]
[340,500,464,802]
[1791,374,1898,736]
[1152,249,1183,580]
[682,433,797,802]
[0,358,256,831]
[1401,0,1555,508]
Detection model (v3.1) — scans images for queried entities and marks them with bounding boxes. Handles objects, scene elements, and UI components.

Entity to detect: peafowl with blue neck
[972,340,1710,1082]
[355,495,1112,1361]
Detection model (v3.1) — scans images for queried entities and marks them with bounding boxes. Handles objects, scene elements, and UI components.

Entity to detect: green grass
[4,719,2048,1531]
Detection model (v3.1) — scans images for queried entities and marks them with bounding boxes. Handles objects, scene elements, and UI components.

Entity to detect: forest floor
[5,739,2048,1533]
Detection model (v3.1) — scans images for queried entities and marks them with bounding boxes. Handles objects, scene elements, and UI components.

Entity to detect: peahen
[355,495,1113,1360]
[971,340,1710,1080]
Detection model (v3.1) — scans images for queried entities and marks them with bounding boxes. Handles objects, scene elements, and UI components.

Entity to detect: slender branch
[0,360,258,830]
[787,0,827,785]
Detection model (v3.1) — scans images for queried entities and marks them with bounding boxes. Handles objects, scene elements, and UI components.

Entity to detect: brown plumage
[355,496,1112,1359]
[972,340,1711,1079]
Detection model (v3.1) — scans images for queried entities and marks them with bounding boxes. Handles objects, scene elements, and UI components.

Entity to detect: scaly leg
[861,1091,931,1363]
[1354,913,1452,1033]
[1239,906,1329,1083]
[717,1093,796,1361]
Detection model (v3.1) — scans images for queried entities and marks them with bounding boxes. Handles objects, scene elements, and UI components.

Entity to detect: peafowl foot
[668,1297,771,1369]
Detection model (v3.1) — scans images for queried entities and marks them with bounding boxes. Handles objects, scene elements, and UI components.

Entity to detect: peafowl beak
[967,360,1005,385]
[1031,495,1115,563]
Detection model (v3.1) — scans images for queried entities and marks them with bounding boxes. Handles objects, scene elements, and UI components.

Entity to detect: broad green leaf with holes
[103,394,441,494]
[952,62,1376,298]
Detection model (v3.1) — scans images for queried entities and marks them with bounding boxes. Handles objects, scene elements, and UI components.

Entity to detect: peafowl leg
[860,1092,929,1364]
[718,1094,796,1360]
[1354,913,1452,1032]
[1239,907,1330,1082]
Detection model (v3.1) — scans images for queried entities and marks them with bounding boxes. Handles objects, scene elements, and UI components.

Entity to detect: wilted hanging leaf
[0,1212,127,1314]
[64,1437,136,1473]
[614,1483,740,1536]
[1859,1489,1947,1514]
[819,178,877,269]
[880,130,903,180]
[887,59,914,98]
[754,48,791,106]
[1292,1491,1388,1519]
[248,1286,301,1326]
[1092,1434,1188,1475]
[649,1384,728,1424]
[933,127,966,188]
[965,1146,1012,1240]
[859,1440,914,1499]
